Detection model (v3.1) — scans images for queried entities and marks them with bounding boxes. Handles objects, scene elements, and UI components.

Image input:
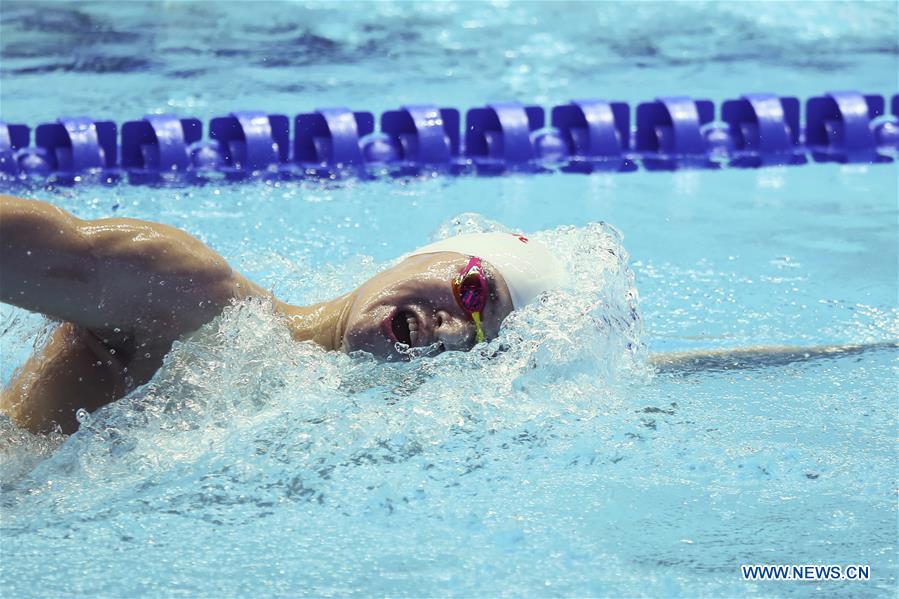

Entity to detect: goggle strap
[472,311,485,343]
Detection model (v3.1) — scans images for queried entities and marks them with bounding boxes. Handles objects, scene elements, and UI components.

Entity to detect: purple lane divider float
[210,111,290,175]
[806,91,888,163]
[635,96,717,170]
[0,90,895,184]
[551,99,634,173]
[720,94,805,167]
[121,114,202,176]
[465,102,544,171]
[295,107,374,169]
[33,116,117,179]
[380,105,460,165]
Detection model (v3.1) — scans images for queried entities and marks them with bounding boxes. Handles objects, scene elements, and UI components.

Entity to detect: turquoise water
[1,1,897,597]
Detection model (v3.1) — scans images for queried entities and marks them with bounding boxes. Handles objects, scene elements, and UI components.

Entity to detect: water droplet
[144,353,151,358]
[26,250,32,256]
[75,408,91,425]
[113,327,121,333]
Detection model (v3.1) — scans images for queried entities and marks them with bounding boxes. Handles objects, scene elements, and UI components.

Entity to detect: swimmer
[0,194,566,433]
[2,194,893,435]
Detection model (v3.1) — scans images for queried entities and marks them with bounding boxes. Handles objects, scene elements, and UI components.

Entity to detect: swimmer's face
[341,252,514,359]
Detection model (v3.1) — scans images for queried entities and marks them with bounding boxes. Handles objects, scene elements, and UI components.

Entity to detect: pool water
[1,1,897,597]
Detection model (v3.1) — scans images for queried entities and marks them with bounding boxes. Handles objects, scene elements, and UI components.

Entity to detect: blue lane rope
[0,90,897,184]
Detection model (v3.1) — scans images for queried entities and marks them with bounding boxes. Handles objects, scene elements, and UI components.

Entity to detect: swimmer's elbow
[0,196,97,308]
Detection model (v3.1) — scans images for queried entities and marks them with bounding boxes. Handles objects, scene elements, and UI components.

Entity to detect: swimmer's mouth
[390,309,421,348]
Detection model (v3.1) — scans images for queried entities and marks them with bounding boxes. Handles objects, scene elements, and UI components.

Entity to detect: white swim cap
[408,232,569,308]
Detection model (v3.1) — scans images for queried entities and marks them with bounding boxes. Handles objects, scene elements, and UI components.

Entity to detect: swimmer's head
[340,232,569,359]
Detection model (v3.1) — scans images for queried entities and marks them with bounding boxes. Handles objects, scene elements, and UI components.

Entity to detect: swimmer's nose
[435,309,475,351]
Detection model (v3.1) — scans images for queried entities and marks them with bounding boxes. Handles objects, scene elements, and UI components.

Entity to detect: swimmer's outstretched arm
[649,340,897,375]
[0,194,282,433]
[0,195,349,434]
[0,194,269,342]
